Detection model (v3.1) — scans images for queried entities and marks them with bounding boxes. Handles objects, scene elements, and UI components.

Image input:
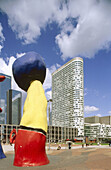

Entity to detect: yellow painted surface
[20,80,47,132]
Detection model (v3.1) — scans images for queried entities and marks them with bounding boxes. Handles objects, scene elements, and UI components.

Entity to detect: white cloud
[43,62,61,91]
[0,45,3,52]
[48,63,61,74]
[49,65,57,74]
[56,63,61,68]
[43,68,52,91]
[0,56,15,76]
[84,105,99,114]
[16,52,26,58]
[46,90,52,100]
[108,111,111,114]
[1,0,111,59]
[43,63,61,93]
[56,0,111,60]
[0,0,60,44]
[96,114,102,117]
[0,23,5,52]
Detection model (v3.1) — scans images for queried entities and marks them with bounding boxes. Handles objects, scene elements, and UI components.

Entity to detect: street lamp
[47,99,52,150]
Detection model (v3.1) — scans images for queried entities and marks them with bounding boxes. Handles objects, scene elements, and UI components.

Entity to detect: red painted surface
[0,108,2,112]
[66,139,69,141]
[10,129,17,144]
[13,129,49,167]
[0,75,5,82]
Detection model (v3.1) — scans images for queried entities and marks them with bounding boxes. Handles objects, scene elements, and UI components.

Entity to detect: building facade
[0,73,22,125]
[0,124,20,143]
[85,116,111,125]
[85,116,100,124]
[84,123,111,139]
[99,116,111,125]
[7,89,22,125]
[84,116,111,139]
[0,123,77,144]
[47,126,78,143]
[0,73,11,124]
[52,57,84,136]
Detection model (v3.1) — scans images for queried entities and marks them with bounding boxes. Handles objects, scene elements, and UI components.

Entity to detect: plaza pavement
[1,144,111,170]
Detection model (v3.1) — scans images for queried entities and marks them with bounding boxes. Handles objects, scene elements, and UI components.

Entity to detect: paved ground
[1,145,111,170]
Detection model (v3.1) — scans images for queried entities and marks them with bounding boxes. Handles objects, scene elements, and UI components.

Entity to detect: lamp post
[47,99,52,150]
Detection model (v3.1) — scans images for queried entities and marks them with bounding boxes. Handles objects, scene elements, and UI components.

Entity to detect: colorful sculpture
[12,51,49,167]
[10,129,17,144]
[0,75,5,82]
[0,108,2,112]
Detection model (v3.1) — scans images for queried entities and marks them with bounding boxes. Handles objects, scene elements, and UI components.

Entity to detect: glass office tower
[0,73,11,124]
[52,57,84,137]
[7,89,22,125]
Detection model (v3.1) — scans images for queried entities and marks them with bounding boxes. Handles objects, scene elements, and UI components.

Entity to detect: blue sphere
[12,51,46,91]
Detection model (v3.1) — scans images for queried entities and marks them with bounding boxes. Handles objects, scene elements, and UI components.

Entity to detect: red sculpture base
[13,129,49,167]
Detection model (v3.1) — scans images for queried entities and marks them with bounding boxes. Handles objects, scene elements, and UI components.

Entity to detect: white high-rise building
[52,57,84,136]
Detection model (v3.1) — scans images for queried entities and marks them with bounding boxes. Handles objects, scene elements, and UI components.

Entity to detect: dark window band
[19,126,46,136]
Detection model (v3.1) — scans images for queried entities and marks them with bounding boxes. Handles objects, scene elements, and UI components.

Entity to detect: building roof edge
[52,57,83,76]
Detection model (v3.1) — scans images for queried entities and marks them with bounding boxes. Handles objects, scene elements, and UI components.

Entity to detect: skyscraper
[0,73,11,124]
[52,57,84,136]
[0,73,22,125]
[7,89,22,125]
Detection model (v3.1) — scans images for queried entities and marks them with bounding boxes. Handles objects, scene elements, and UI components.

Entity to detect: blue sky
[0,0,111,117]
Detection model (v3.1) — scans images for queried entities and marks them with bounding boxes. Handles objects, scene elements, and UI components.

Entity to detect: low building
[85,116,99,124]
[84,116,111,140]
[100,116,111,125]
[47,126,78,143]
[85,115,111,125]
[0,124,78,144]
[84,123,111,139]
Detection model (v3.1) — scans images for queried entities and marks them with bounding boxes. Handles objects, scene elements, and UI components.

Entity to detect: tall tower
[0,73,11,124]
[7,89,22,125]
[0,73,22,125]
[52,57,84,136]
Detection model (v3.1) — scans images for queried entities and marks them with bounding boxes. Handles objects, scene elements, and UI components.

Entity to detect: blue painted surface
[12,51,46,91]
[0,143,6,159]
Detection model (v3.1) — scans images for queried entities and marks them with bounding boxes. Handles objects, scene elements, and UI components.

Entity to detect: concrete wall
[99,116,111,125]
[85,116,99,124]
[85,116,111,125]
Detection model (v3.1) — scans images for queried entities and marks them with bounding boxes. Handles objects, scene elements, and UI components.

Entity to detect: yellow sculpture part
[20,80,47,133]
